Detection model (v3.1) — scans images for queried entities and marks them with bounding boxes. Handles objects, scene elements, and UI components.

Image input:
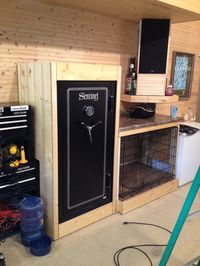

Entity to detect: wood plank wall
[0,0,137,104]
[0,0,200,117]
[156,21,200,117]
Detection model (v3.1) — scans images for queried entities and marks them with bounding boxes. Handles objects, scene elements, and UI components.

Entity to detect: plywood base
[59,203,113,238]
[117,179,178,214]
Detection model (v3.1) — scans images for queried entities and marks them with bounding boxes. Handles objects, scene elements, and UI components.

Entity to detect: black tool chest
[0,105,39,201]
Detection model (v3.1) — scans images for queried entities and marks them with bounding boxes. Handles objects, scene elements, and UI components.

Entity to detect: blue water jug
[20,196,44,220]
[20,196,44,246]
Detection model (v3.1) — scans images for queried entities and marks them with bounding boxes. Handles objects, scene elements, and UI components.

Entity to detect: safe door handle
[81,121,102,144]
[90,120,102,129]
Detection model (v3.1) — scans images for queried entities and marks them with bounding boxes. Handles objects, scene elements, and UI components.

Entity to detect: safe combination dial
[83,105,94,116]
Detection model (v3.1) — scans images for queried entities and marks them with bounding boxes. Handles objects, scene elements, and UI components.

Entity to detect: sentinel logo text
[79,92,99,101]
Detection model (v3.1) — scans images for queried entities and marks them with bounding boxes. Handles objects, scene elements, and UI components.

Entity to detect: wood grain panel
[59,203,113,237]
[18,62,55,237]
[18,61,121,239]
[117,179,178,214]
[121,94,179,103]
[137,74,166,96]
[1,0,200,117]
[0,0,135,104]
[158,0,200,14]
[36,0,200,23]
[57,62,119,80]
[119,122,179,137]
[51,62,59,239]
[157,21,200,118]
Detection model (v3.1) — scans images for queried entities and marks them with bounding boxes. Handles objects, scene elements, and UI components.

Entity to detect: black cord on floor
[123,221,172,234]
[113,221,172,266]
[115,246,154,266]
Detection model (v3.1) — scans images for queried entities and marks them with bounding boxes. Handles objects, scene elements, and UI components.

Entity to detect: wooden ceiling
[36,0,200,23]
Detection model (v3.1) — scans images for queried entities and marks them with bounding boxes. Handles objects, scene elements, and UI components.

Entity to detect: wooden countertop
[119,114,183,137]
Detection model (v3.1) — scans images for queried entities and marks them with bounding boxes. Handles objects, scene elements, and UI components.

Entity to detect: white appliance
[176,122,200,186]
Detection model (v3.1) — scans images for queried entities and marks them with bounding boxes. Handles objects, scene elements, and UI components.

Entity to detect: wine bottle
[130,71,137,95]
[125,57,137,95]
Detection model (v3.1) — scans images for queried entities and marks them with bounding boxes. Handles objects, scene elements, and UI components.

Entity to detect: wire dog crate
[119,127,178,200]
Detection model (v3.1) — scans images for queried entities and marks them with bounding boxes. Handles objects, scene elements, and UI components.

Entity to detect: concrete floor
[1,183,200,266]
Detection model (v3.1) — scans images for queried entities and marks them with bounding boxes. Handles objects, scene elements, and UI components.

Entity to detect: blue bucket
[20,197,44,221]
[20,217,43,231]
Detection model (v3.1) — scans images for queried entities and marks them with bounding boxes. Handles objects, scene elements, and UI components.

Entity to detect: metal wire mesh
[119,127,178,200]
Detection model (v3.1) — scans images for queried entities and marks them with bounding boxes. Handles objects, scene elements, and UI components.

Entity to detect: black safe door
[57,81,116,223]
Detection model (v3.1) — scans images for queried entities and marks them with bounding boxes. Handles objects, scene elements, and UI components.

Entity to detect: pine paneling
[158,0,200,14]
[0,0,200,118]
[36,0,200,23]
[157,21,200,117]
[18,62,122,239]
[0,0,136,104]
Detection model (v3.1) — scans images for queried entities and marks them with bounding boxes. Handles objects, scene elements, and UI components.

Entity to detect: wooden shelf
[121,94,179,104]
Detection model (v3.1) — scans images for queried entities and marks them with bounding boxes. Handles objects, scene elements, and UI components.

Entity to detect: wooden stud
[112,67,121,211]
[51,62,59,240]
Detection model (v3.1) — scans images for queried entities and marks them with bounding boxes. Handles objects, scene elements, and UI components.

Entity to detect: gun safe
[57,81,116,222]
[17,62,121,239]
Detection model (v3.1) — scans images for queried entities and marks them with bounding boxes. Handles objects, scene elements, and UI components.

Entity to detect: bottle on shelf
[125,57,137,95]
[184,107,194,122]
[131,70,137,95]
[165,84,173,96]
